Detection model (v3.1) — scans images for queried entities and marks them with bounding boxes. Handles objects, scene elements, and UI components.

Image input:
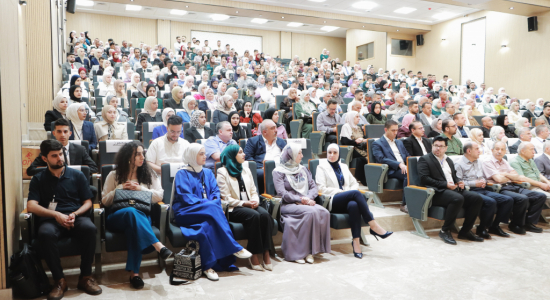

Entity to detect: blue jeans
[106,207,159,273]
[470,188,513,230]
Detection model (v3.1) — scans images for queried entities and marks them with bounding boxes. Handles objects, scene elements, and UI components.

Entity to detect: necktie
[71,63,74,69]
[64,146,70,166]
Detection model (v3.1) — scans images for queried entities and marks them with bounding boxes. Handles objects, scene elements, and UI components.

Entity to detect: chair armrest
[92,174,101,203]
[512,181,531,189]
[261,194,273,199]
[154,202,169,245]
[93,204,104,254]
[339,146,354,166]
[19,210,32,244]
[47,131,52,140]
[486,183,502,193]
[404,186,435,221]
[270,197,282,220]
[364,164,389,193]
[310,131,326,155]
[91,149,99,167]
[134,131,140,140]
[317,193,331,209]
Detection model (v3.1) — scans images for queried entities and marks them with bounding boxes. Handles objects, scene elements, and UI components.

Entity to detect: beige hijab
[171,86,183,104]
[96,105,119,140]
[143,96,158,117]
[53,94,68,116]
[66,103,86,139]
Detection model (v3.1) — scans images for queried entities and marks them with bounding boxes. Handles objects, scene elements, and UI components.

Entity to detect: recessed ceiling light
[282,16,285,19]
[236,11,238,13]
[509,7,514,9]
[170,9,187,16]
[210,14,230,21]
[432,12,456,20]
[321,26,339,32]
[324,21,326,23]
[287,22,303,27]
[352,1,377,10]
[251,18,268,24]
[185,5,189,8]
[396,29,399,31]
[126,4,142,11]
[308,0,326,2]
[76,0,94,6]
[394,7,416,14]
[362,26,365,27]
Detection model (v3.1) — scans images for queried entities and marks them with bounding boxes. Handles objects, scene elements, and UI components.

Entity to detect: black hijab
[369,101,383,121]
[239,101,253,119]
[69,85,82,102]
[264,108,283,127]
[496,115,508,130]
[146,84,156,97]
[378,80,388,92]
[228,111,241,132]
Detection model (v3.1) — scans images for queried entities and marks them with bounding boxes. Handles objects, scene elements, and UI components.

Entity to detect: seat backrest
[143,122,163,148]
[161,163,187,204]
[127,122,136,140]
[96,96,104,111]
[101,164,116,190]
[504,154,518,162]
[215,161,259,191]
[127,89,132,100]
[292,103,297,119]
[343,97,354,104]
[308,159,320,180]
[276,95,286,110]
[264,160,276,195]
[407,157,421,186]
[336,124,344,145]
[364,124,385,139]
[287,138,312,165]
[341,104,348,113]
[239,138,248,149]
[130,98,138,118]
[99,140,133,165]
[138,97,164,110]
[472,115,484,126]
[366,138,378,164]
[258,103,268,112]
[312,112,321,131]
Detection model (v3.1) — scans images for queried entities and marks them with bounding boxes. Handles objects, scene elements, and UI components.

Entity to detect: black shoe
[457,230,484,242]
[508,224,526,235]
[369,229,393,241]
[400,205,408,214]
[130,276,144,289]
[524,223,543,233]
[488,226,510,237]
[159,247,173,260]
[439,230,457,245]
[351,241,362,259]
[475,228,492,239]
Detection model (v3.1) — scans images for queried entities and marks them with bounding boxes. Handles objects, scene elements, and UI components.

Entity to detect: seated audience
[69,85,95,118]
[514,117,530,136]
[508,102,521,123]
[397,114,415,138]
[95,95,128,123]
[146,115,189,175]
[263,108,288,139]
[418,102,435,126]
[438,103,456,121]
[198,87,217,114]
[67,103,97,151]
[94,105,128,141]
[273,144,331,264]
[45,94,69,131]
[387,94,407,122]
[228,111,251,142]
[440,119,463,155]
[131,82,148,99]
[165,86,185,110]
[172,143,252,281]
[184,110,215,143]
[340,101,369,126]
[152,108,184,140]
[469,128,491,155]
[417,136,483,245]
[496,115,518,138]
[101,141,172,289]
[536,141,550,180]
[403,121,432,156]
[213,95,235,123]
[27,140,102,299]
[218,145,275,271]
[317,100,342,144]
[315,144,392,258]
[489,126,509,154]
[523,102,536,120]
[481,116,493,138]
[295,89,317,139]
[135,96,162,141]
[339,111,368,185]
[204,121,238,170]
[427,118,443,138]
[176,96,198,123]
[431,99,443,117]
[366,101,387,125]
[453,113,471,139]
[509,127,533,154]
[531,125,549,154]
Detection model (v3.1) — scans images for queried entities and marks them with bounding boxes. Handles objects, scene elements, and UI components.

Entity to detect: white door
[461,18,486,86]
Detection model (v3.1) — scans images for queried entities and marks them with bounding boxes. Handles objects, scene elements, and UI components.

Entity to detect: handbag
[109,189,152,215]
[9,244,51,299]
[170,241,202,285]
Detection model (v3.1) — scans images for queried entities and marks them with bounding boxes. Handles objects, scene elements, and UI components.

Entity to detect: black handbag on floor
[109,189,152,215]
[170,240,202,285]
[9,244,51,299]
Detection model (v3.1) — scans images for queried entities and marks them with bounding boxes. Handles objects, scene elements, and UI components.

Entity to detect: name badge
[241,191,249,202]
[48,202,57,211]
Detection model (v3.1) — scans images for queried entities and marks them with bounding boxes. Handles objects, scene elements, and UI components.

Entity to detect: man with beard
[146,115,190,175]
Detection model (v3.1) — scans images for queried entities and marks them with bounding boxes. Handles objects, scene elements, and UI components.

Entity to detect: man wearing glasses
[146,115,189,175]
[441,119,464,156]
[417,136,483,245]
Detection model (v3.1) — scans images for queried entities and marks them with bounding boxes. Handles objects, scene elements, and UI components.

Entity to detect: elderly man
[419,102,435,126]
[388,94,408,121]
[438,102,456,121]
[481,116,494,138]
[344,84,357,99]
[317,100,342,144]
[530,125,549,154]
[455,142,514,239]
[485,142,546,233]
[465,98,483,116]
[341,100,369,126]
[441,119,463,156]
[414,87,428,101]
[203,121,238,170]
[146,115,189,175]
[329,83,344,105]
[535,141,550,180]
[244,120,287,192]
[453,112,471,139]
[509,128,533,154]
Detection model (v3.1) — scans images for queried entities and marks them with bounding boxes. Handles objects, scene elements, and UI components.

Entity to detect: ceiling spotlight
[324,21,326,23]
[352,1,377,10]
[126,4,142,11]
[210,14,230,21]
[396,29,399,31]
[236,11,238,13]
[282,16,285,19]
[441,38,447,41]
[185,5,189,8]
[287,22,303,27]
[394,7,416,14]
[509,7,514,9]
[170,9,187,16]
[321,26,339,32]
[251,18,268,24]
[362,26,365,27]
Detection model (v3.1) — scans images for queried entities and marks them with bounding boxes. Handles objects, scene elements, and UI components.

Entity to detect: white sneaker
[305,254,314,264]
[234,249,252,259]
[261,262,273,271]
[204,269,219,281]
[294,259,306,264]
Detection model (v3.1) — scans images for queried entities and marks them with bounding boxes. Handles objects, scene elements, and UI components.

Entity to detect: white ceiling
[230,0,481,25]
[76,2,349,37]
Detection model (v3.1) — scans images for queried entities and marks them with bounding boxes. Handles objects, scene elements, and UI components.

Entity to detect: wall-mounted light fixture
[501,44,507,47]
[19,0,27,5]
[441,38,447,41]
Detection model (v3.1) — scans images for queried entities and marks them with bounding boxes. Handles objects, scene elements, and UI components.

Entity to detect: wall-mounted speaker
[416,34,424,46]
[67,0,76,14]
[528,16,538,32]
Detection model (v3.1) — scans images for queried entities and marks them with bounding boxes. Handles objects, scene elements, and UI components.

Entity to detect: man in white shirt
[174,36,183,54]
[260,79,281,108]
[146,115,189,175]
[531,125,549,154]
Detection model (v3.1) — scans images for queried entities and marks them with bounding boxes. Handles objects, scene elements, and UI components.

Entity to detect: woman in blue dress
[176,96,197,123]
[152,108,184,140]
[172,143,252,281]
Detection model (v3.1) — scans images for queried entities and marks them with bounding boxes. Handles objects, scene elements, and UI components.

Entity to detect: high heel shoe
[249,258,264,271]
[351,241,363,259]
[370,229,393,241]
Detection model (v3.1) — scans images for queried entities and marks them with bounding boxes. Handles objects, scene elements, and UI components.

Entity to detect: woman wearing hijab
[375,80,388,93]
[96,95,128,123]
[94,105,128,141]
[340,111,368,185]
[366,102,387,125]
[131,81,148,99]
[135,96,162,141]
[428,118,443,138]
[194,82,208,101]
[315,144,392,258]
[184,110,215,143]
[69,85,95,117]
[488,126,510,153]
[176,96,197,123]
[79,67,91,85]
[281,88,298,131]
[44,94,69,131]
[263,108,288,139]
[226,87,243,111]
[523,102,537,120]
[514,117,530,136]
[197,87,217,115]
[128,73,141,91]
[165,65,179,84]
[101,141,172,289]
[461,105,479,126]
[480,95,495,114]
[508,102,521,123]
[209,78,219,94]
[67,103,97,151]
[535,98,545,115]
[295,90,317,139]
[397,114,416,138]
[430,99,442,117]
[215,82,228,101]
[494,95,508,115]
[173,144,252,281]
[63,75,89,98]
[228,111,251,143]
[469,128,491,155]
[496,115,518,138]
[165,86,184,110]
[152,108,184,140]
[113,79,128,108]
[213,95,235,123]
[217,145,275,271]
[273,144,331,264]
[182,76,196,94]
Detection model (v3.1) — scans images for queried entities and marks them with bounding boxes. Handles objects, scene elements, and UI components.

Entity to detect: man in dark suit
[417,136,483,245]
[136,58,151,81]
[535,141,550,179]
[244,120,287,192]
[372,120,410,213]
[403,121,432,156]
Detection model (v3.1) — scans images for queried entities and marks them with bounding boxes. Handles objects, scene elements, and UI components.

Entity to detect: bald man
[481,116,494,138]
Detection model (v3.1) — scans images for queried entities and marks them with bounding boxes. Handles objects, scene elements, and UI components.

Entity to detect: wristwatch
[72,212,79,217]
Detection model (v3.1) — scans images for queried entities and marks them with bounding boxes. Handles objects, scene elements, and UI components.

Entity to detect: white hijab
[53,94,67,116]
[182,143,204,173]
[162,108,175,127]
[143,96,158,117]
[274,143,309,196]
[66,103,86,139]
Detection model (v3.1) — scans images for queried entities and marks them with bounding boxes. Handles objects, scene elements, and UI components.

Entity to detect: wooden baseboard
[0,288,12,300]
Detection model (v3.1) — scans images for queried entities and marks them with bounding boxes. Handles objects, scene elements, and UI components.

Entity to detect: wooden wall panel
[25,0,54,123]
[1,0,25,286]
[346,29,386,70]
[66,12,157,47]
[290,33,346,62]
[280,31,292,59]
[157,19,171,51]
